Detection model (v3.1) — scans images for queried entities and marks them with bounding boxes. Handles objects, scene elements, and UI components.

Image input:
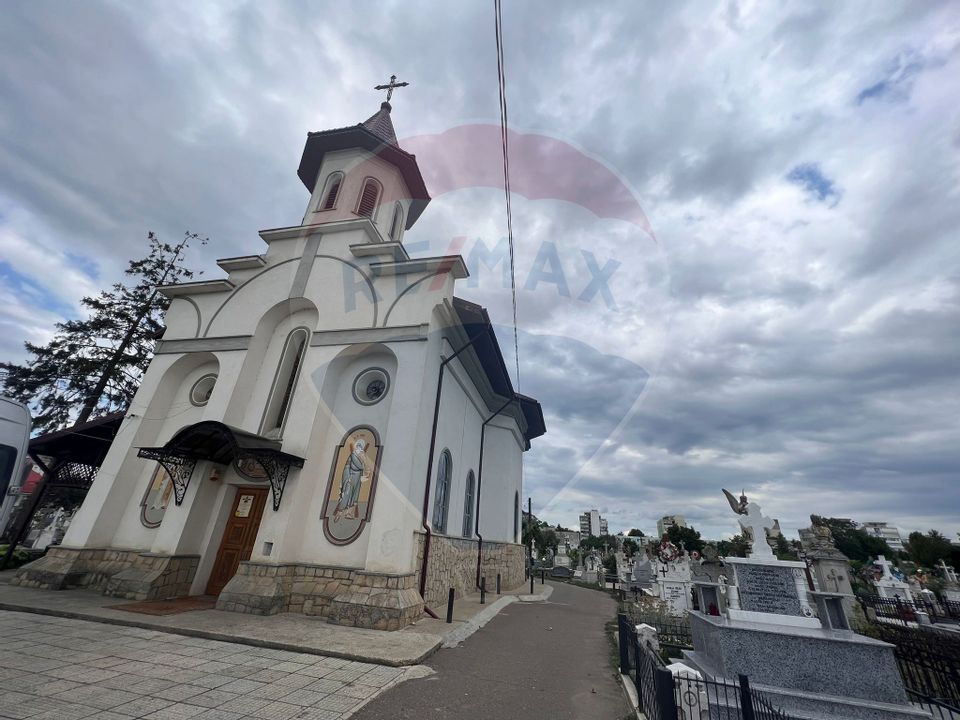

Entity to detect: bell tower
[296,77,430,244]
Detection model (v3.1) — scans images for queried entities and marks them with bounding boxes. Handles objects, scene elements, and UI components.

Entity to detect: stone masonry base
[12,532,524,631]
[217,562,423,630]
[11,546,200,601]
[415,532,526,610]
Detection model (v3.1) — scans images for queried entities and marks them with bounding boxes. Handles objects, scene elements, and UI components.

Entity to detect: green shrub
[0,545,34,569]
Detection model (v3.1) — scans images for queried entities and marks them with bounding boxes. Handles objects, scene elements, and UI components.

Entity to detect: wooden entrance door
[205,487,268,596]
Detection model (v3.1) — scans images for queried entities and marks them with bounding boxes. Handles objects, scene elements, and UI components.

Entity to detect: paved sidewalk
[0,610,430,720]
[0,572,546,667]
[351,581,630,720]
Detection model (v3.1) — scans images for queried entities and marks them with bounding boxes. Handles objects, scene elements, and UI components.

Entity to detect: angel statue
[722,488,775,559]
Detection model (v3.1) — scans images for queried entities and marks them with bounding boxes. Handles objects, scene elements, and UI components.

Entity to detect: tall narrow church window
[318,171,343,211]
[262,328,309,438]
[432,449,452,534]
[356,178,381,219]
[462,470,476,538]
[389,203,404,241]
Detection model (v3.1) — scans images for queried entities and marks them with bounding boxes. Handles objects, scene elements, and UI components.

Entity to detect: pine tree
[1,232,204,433]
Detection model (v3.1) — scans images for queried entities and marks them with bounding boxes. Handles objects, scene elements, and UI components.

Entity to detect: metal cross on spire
[374,74,409,103]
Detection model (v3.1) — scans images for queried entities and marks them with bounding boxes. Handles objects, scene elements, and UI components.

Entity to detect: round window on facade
[189,374,217,406]
[352,367,390,406]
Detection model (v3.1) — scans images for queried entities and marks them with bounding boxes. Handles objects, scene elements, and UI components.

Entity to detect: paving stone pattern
[0,611,407,720]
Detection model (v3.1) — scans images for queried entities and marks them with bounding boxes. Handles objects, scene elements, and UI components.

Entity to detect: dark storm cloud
[1,0,958,540]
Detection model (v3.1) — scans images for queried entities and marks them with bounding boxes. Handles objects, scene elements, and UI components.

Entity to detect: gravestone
[734,562,803,616]
[630,554,652,588]
[680,491,919,720]
[653,552,693,616]
[939,560,960,603]
[872,555,912,603]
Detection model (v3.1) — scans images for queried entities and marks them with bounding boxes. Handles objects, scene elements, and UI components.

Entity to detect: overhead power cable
[494,0,521,392]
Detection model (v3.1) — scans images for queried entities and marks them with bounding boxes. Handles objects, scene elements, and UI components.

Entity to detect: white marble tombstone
[872,555,913,603]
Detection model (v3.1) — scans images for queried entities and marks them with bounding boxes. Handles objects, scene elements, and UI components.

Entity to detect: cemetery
[616,489,959,720]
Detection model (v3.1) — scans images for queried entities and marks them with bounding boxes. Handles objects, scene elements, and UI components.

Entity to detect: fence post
[654,667,678,720]
[617,613,630,674]
[738,674,756,720]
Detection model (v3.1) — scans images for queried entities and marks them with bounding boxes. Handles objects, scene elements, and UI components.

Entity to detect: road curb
[518,584,554,602]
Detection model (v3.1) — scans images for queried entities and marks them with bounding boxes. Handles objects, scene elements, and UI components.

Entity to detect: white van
[0,397,31,537]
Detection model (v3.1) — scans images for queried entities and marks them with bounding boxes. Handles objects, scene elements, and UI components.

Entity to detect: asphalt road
[353,581,631,720]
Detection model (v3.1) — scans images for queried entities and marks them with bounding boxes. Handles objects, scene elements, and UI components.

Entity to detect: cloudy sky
[1,1,958,541]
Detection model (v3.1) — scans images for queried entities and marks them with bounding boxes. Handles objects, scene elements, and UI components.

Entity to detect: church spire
[361,102,398,146]
[364,75,408,146]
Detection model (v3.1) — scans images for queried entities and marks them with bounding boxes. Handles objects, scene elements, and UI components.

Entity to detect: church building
[14,91,545,630]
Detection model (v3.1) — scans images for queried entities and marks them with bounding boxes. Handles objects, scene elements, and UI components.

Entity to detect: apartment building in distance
[657,514,687,537]
[580,509,608,537]
[862,521,905,553]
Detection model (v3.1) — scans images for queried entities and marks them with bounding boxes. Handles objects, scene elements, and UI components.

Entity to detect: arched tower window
[389,203,404,241]
[462,470,476,538]
[514,492,520,543]
[317,171,344,211]
[432,449,452,534]
[356,178,382,219]
[262,327,309,437]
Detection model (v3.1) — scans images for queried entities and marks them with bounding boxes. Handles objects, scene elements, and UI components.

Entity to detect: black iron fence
[617,613,797,720]
[859,594,960,626]
[858,621,960,712]
[619,602,693,655]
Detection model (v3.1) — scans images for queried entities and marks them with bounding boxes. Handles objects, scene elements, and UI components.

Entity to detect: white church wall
[164,298,202,339]
[440,360,486,540]
[63,351,220,549]
[204,261,302,338]
[219,298,315,428]
[360,340,434,573]
[303,256,378,330]
[477,420,524,544]
[110,356,222,549]
[238,305,319,439]
[381,273,457,330]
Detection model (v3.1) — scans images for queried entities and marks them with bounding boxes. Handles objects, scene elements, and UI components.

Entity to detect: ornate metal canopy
[137,421,304,511]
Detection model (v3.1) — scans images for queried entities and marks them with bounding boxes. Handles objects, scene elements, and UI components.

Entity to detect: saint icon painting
[322,426,382,545]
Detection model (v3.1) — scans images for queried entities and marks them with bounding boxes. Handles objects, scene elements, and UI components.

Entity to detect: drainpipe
[475,397,515,588]
[419,327,492,616]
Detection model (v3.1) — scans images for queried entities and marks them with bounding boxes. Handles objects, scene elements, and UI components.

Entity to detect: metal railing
[620,601,693,654]
[860,594,960,626]
[907,689,960,720]
[617,613,797,720]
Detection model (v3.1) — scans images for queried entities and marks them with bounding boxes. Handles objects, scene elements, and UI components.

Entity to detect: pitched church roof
[361,101,398,146]
[452,297,546,444]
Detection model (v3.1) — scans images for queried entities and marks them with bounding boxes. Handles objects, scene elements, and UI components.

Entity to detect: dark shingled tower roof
[361,101,398,146]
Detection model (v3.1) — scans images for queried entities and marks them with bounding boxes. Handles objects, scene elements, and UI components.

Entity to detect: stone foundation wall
[327,572,423,631]
[12,546,199,601]
[12,546,142,590]
[415,532,526,609]
[218,561,423,630]
[217,562,357,616]
[104,554,200,600]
